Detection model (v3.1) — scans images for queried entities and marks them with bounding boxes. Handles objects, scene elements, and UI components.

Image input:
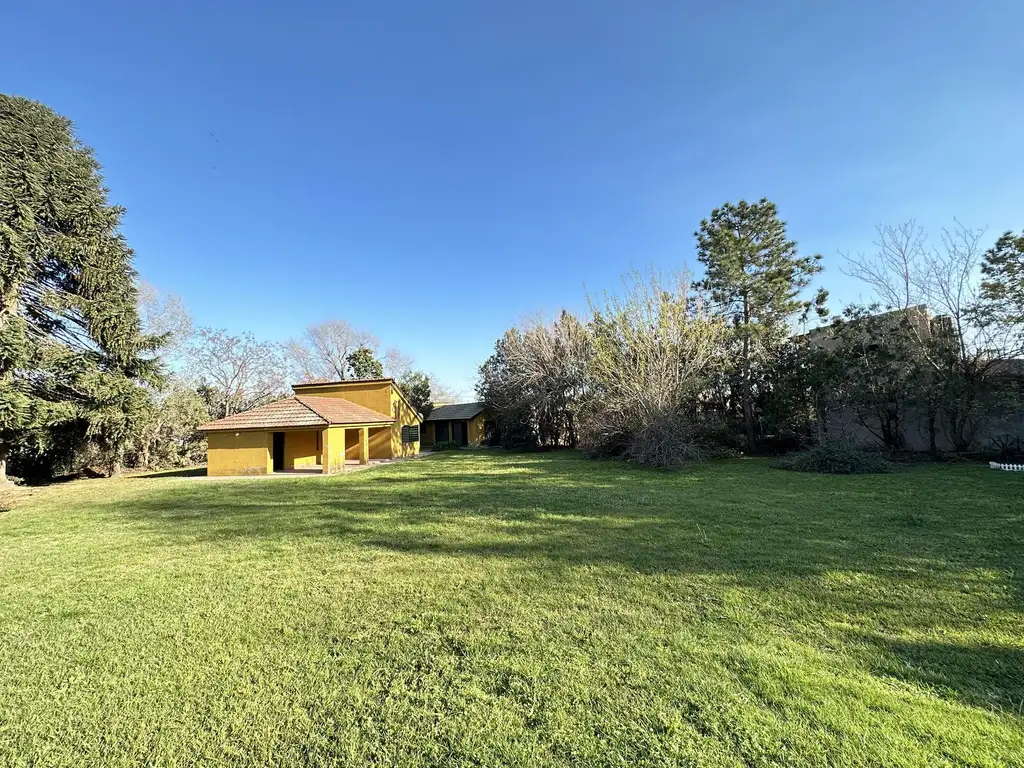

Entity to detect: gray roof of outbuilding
[424,402,486,421]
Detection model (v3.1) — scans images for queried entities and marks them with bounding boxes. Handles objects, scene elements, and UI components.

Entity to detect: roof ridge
[292,394,332,423]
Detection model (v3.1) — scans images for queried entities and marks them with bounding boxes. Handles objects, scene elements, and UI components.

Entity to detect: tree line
[0,95,453,482]
[478,203,1024,466]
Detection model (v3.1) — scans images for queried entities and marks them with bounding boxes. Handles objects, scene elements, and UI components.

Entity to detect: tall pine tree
[694,199,827,447]
[0,95,159,481]
[977,230,1024,353]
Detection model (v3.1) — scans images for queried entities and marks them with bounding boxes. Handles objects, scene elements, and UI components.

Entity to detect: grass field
[0,452,1021,767]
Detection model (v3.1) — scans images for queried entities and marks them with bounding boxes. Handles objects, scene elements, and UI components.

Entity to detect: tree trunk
[741,294,755,448]
[0,443,10,486]
[927,411,939,459]
[108,447,124,478]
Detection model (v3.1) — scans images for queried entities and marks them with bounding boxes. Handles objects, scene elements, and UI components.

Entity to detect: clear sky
[3,1,1022,396]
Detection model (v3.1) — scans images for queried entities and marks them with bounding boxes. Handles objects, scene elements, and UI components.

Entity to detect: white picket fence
[989,461,1024,472]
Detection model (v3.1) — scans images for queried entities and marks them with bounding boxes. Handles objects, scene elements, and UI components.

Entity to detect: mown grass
[0,452,1021,767]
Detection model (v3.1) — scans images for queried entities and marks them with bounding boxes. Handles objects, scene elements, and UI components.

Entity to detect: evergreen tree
[398,371,433,418]
[694,199,827,446]
[346,346,384,379]
[0,95,159,481]
[977,230,1024,351]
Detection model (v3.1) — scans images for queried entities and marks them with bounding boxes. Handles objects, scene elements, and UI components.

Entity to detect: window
[401,425,419,443]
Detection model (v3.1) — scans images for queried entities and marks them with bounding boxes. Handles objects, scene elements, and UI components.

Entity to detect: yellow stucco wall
[390,388,421,457]
[369,426,390,459]
[292,380,422,458]
[323,426,346,473]
[293,380,392,417]
[467,414,487,447]
[285,430,320,469]
[344,428,360,460]
[206,430,271,476]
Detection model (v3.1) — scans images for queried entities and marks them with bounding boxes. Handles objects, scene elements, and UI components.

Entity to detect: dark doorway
[272,432,285,471]
[453,421,468,446]
[435,422,450,442]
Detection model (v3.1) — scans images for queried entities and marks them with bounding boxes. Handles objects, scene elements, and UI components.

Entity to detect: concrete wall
[829,405,1024,452]
[206,431,271,476]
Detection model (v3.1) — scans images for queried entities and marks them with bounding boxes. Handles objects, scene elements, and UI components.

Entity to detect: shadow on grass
[859,634,1024,714]
[101,451,1024,716]
[133,466,208,479]
[113,452,1023,590]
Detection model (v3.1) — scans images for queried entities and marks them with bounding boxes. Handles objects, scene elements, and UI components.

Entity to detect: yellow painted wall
[285,430,320,469]
[323,426,347,473]
[344,428,360,460]
[467,414,487,447]
[390,388,421,457]
[293,380,391,418]
[421,422,435,445]
[369,426,390,459]
[206,430,271,476]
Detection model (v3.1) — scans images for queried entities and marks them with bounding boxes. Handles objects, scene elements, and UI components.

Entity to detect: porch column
[321,427,331,474]
[359,426,369,465]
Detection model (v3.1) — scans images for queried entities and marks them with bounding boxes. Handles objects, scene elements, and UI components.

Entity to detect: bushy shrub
[581,411,707,468]
[432,440,461,452]
[774,438,893,474]
[580,270,728,469]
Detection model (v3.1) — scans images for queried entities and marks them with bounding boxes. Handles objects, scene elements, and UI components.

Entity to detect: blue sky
[3,1,1022,396]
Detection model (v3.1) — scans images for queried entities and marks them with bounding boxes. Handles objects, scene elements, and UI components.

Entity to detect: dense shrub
[580,271,727,468]
[432,441,461,452]
[774,439,893,474]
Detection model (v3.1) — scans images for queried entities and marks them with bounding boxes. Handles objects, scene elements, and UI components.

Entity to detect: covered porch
[270,423,393,474]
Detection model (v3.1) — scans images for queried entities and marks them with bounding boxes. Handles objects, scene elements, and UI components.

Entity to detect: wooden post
[359,426,369,465]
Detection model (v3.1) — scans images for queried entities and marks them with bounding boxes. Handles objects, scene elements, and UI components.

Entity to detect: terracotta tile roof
[291,378,423,421]
[199,396,393,432]
[294,395,392,425]
[424,402,486,421]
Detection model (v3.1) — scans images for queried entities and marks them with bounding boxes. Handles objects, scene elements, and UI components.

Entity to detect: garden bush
[774,438,893,474]
[432,441,462,452]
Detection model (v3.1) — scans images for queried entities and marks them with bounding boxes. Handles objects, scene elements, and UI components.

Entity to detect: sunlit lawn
[0,452,1021,767]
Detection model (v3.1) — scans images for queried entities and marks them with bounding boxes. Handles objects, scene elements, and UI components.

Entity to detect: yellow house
[421,402,493,448]
[198,378,422,476]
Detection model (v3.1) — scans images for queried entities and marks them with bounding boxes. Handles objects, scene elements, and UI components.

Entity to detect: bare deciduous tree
[382,348,415,380]
[186,328,289,418]
[479,311,592,448]
[285,320,379,382]
[843,220,1012,452]
[584,270,727,466]
[137,281,194,351]
[427,374,460,405]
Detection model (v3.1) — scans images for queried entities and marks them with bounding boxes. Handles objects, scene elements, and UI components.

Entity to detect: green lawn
[1,453,1021,767]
